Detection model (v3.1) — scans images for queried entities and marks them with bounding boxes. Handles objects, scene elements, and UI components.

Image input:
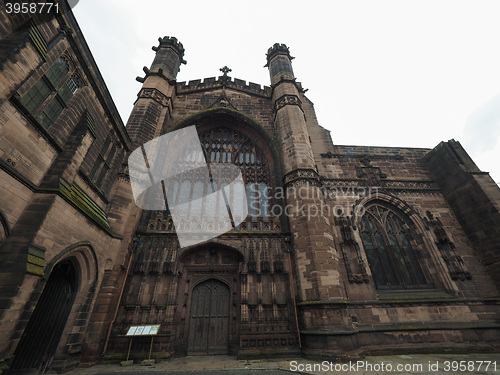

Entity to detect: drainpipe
[102,236,138,356]
[285,236,302,348]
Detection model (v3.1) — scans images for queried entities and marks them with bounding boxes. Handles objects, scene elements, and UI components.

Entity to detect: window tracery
[164,127,271,220]
[360,203,432,289]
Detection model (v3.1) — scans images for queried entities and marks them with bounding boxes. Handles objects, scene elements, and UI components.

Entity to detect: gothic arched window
[360,203,432,290]
[165,127,270,221]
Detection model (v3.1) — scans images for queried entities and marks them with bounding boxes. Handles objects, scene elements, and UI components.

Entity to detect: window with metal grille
[29,22,48,60]
[59,76,79,103]
[86,112,96,137]
[360,203,432,290]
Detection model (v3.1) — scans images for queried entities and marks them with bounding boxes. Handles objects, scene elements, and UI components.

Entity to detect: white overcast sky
[73,0,500,184]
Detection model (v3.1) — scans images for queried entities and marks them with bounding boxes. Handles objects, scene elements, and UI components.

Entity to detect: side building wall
[424,139,500,291]
[0,4,134,372]
[301,139,500,356]
[0,6,499,370]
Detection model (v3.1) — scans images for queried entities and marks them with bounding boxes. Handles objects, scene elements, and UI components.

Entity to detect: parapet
[176,76,272,97]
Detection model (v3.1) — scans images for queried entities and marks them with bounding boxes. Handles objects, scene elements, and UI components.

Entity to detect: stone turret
[267,43,344,304]
[267,43,314,173]
[150,36,186,80]
[266,43,295,85]
[127,36,185,148]
[103,37,186,268]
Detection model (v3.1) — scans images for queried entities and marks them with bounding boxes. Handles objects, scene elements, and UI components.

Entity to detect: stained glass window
[360,203,431,289]
[165,127,270,221]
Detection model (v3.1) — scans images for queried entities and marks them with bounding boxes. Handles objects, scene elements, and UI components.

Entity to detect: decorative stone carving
[425,211,472,281]
[335,215,369,284]
[320,151,335,158]
[356,165,387,187]
[208,94,237,110]
[283,168,320,187]
[274,94,302,113]
[138,88,171,107]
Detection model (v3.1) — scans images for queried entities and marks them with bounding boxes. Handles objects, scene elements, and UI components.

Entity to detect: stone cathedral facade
[0,3,499,373]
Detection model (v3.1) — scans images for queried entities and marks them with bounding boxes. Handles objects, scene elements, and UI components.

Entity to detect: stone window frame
[19,55,81,130]
[359,202,434,290]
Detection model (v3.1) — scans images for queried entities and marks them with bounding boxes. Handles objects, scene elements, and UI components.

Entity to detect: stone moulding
[297,296,500,307]
[300,320,500,336]
[58,178,116,236]
[322,179,440,192]
[26,245,46,276]
[283,168,320,186]
[321,152,406,161]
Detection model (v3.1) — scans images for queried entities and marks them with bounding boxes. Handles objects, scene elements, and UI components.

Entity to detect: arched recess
[171,107,279,161]
[44,242,98,286]
[353,193,453,291]
[11,242,98,372]
[178,238,244,263]
[0,211,11,246]
[11,257,79,372]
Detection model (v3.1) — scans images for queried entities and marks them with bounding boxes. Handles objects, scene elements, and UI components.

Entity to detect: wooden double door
[187,279,230,355]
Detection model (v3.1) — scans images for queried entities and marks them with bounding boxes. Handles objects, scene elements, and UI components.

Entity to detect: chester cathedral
[0,2,499,373]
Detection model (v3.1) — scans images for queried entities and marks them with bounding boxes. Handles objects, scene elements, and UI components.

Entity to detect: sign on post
[123,325,161,365]
[126,325,160,336]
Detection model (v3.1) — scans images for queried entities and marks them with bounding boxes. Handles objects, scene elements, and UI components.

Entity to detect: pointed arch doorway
[187,279,230,355]
[11,258,79,372]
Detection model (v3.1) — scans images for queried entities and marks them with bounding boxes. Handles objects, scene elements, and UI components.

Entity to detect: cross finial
[220,66,232,76]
